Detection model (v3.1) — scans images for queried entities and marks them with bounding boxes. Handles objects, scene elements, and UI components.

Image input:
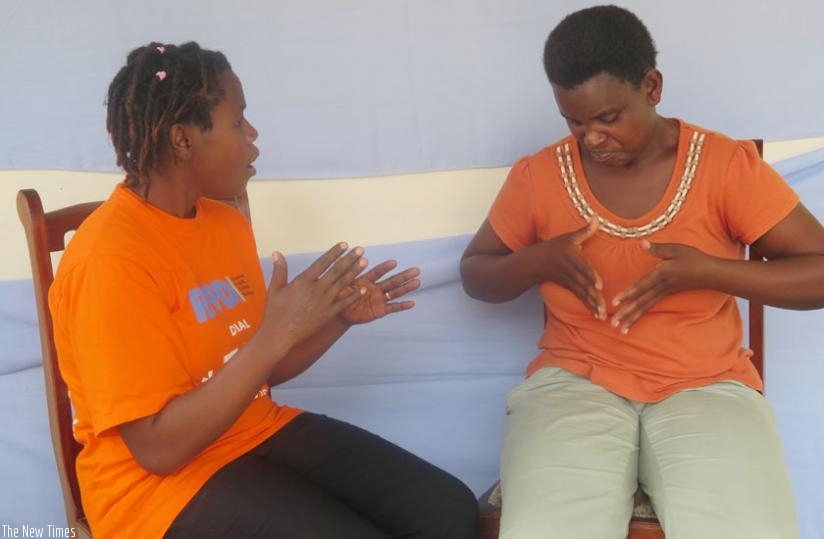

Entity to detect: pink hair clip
[155,71,167,81]
[156,46,166,54]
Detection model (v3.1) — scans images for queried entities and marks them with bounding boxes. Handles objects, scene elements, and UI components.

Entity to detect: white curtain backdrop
[1,0,823,178]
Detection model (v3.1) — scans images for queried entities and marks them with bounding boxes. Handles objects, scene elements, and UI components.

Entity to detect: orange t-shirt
[488,120,799,402]
[49,184,301,538]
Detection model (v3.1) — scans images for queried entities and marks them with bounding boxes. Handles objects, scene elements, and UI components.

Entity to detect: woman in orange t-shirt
[460,6,824,539]
[50,42,477,538]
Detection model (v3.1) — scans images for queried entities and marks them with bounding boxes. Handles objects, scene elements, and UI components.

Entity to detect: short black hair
[543,5,657,89]
[106,41,231,186]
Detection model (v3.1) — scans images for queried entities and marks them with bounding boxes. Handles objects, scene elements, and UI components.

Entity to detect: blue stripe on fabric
[773,148,824,187]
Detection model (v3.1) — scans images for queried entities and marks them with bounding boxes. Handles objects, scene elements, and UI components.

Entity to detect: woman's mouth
[587,150,621,163]
[247,148,260,174]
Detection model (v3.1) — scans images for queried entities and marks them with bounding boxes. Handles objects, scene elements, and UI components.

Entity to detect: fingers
[564,257,606,319]
[294,243,369,313]
[643,240,677,260]
[304,242,350,280]
[565,221,605,317]
[383,277,421,302]
[319,247,367,293]
[610,242,699,333]
[611,283,661,334]
[590,266,605,316]
[361,259,398,283]
[379,267,421,297]
[570,218,600,247]
[337,284,368,312]
[611,267,667,333]
[269,252,288,292]
[384,299,416,315]
[611,286,634,308]
[302,244,367,296]
[572,283,606,320]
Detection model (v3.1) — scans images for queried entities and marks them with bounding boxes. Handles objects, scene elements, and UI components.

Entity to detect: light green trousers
[499,367,798,539]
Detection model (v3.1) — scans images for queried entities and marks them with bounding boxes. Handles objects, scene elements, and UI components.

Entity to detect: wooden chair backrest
[17,189,99,538]
[748,139,765,383]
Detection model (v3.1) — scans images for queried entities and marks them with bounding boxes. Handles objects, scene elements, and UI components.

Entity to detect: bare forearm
[118,244,369,475]
[707,255,824,309]
[118,336,287,475]
[267,317,351,386]
[460,248,545,303]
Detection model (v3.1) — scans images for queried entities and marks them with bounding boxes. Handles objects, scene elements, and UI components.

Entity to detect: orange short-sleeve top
[50,184,301,537]
[488,121,799,402]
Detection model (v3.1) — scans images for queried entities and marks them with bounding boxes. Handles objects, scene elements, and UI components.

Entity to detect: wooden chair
[16,188,252,539]
[476,140,766,539]
[17,189,99,539]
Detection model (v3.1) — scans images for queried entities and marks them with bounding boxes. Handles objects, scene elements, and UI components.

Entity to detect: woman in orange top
[460,6,824,539]
[50,42,477,538]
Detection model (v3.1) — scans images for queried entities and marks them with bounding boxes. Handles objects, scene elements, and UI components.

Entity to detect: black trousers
[164,412,478,538]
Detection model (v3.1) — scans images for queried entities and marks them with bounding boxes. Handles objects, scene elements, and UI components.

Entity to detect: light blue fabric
[0,234,543,530]
[0,365,66,528]
[1,0,823,178]
[0,279,40,375]
[1,154,823,536]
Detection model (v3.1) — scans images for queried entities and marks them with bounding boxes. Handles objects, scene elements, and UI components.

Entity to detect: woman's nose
[583,129,606,148]
[246,121,259,143]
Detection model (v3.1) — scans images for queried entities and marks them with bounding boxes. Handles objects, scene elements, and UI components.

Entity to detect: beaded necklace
[555,130,705,239]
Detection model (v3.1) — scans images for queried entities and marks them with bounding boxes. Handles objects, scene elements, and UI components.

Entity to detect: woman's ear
[642,69,664,106]
[168,124,193,160]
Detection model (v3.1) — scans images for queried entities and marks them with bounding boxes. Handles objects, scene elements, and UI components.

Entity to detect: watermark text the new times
[2,524,76,537]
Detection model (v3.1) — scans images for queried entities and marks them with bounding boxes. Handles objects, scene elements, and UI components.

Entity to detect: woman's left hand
[611,241,716,334]
[339,260,421,325]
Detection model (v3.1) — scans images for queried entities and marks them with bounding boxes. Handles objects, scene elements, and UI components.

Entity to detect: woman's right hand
[258,242,367,354]
[118,243,367,475]
[536,219,606,319]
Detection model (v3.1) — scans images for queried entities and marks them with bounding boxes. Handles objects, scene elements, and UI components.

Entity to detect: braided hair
[543,5,657,89]
[106,41,231,187]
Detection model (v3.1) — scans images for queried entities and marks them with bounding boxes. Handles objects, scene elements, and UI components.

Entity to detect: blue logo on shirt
[188,275,250,324]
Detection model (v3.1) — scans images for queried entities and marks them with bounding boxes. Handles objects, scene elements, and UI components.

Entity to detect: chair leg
[477,512,500,539]
[627,518,665,539]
